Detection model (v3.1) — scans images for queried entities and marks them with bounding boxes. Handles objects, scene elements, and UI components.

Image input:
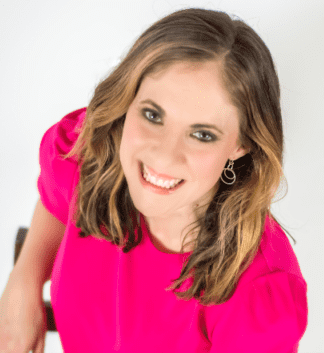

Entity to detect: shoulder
[205,215,308,350]
[236,214,306,288]
[260,214,305,279]
[40,107,86,160]
[37,108,87,225]
[207,270,308,352]
[57,107,87,135]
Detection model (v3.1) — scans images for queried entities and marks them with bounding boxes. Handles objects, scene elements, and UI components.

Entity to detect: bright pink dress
[37,108,308,352]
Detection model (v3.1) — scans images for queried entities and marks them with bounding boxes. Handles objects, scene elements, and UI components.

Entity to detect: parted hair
[63,8,295,305]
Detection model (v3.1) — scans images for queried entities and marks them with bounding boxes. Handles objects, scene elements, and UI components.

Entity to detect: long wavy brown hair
[63,8,295,305]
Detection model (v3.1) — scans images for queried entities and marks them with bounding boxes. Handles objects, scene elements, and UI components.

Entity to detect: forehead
[147,61,223,85]
[139,61,235,104]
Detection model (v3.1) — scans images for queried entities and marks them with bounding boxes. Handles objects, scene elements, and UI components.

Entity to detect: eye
[192,131,214,142]
[141,108,217,143]
[143,109,161,123]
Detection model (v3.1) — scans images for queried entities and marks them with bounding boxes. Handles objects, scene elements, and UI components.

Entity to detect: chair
[14,227,57,332]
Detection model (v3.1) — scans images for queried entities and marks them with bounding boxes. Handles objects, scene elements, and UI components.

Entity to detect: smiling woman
[13,7,308,353]
[119,60,248,253]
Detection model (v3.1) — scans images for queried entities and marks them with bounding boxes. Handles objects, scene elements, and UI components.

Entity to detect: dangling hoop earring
[220,159,236,185]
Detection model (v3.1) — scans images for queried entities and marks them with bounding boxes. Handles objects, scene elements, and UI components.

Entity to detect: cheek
[120,113,148,167]
[123,113,148,146]
[121,115,138,152]
[193,154,227,184]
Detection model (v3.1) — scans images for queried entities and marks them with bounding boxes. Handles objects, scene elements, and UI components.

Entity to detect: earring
[220,159,236,185]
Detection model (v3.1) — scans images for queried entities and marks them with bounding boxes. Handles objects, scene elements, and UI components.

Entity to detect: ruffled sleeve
[37,108,86,225]
[210,271,308,353]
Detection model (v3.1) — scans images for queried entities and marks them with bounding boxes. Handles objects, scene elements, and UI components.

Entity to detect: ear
[229,144,251,161]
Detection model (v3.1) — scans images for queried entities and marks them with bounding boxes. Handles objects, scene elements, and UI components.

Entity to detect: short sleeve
[210,272,308,353]
[37,108,86,225]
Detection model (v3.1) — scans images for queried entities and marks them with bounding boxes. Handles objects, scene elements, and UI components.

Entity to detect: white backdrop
[1,0,323,352]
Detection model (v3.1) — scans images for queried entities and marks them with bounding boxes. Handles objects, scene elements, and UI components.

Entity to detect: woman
[0,8,308,353]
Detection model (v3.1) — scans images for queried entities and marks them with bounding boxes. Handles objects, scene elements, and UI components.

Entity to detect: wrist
[9,266,45,298]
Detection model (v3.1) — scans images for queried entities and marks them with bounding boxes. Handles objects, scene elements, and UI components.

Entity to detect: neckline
[139,213,193,256]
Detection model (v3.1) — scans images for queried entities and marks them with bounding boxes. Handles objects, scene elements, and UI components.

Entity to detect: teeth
[142,163,182,189]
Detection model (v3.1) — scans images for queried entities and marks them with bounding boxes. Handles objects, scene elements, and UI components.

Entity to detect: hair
[63,7,295,306]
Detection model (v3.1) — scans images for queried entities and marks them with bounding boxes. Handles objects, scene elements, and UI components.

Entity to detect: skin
[119,61,249,253]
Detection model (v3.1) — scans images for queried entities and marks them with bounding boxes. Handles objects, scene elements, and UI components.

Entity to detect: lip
[138,161,186,195]
[143,162,181,181]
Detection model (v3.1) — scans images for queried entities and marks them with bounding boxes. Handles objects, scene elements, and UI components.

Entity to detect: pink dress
[37,108,308,352]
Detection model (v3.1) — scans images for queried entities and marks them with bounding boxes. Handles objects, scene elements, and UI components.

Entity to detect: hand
[0,273,47,353]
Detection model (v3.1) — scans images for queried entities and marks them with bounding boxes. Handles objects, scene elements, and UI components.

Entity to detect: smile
[142,163,183,188]
[138,161,186,195]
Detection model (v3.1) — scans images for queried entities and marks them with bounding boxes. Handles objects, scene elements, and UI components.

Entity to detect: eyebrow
[139,99,224,135]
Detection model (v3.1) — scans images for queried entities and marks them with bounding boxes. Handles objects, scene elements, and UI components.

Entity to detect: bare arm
[10,198,66,293]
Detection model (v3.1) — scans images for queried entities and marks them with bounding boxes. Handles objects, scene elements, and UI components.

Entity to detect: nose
[149,132,185,177]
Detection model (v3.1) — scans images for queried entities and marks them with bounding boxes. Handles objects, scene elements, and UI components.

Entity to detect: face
[119,61,248,220]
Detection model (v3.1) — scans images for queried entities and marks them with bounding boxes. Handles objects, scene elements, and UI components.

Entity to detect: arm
[10,198,66,294]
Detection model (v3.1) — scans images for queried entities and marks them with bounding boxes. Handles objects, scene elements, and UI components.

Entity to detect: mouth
[138,161,186,194]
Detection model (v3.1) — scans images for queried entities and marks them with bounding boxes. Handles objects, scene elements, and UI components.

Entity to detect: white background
[1,0,323,352]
